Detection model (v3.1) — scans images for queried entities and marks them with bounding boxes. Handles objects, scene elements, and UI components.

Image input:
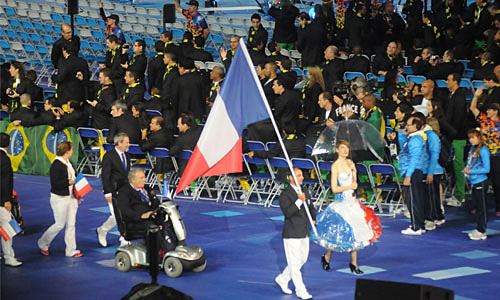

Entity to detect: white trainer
[274,276,292,295]
[424,220,436,231]
[296,290,313,299]
[97,227,107,247]
[434,219,446,226]
[468,230,487,240]
[5,258,22,267]
[401,227,423,235]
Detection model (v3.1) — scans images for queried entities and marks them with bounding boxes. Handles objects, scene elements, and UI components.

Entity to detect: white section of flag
[197,94,240,167]
[75,176,89,191]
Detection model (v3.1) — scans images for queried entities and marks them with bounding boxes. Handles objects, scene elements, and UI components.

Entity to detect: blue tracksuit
[466,145,491,233]
[398,129,427,177]
[424,126,444,175]
[466,146,490,185]
[398,129,427,231]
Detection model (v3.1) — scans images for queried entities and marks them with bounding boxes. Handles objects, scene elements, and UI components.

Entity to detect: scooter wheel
[115,252,131,272]
[192,260,206,272]
[163,257,183,278]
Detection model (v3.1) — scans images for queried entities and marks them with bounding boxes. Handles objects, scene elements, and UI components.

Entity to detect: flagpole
[238,39,318,237]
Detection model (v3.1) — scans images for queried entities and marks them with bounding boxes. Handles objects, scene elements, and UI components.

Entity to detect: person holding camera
[412,47,434,76]
[5,61,32,113]
[372,41,404,76]
[427,49,464,80]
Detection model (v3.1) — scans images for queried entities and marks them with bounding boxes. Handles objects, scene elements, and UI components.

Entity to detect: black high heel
[321,254,331,271]
[349,263,364,274]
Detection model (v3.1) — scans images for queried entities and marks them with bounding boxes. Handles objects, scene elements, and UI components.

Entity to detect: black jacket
[322,58,345,93]
[185,47,214,62]
[0,150,13,206]
[296,21,325,67]
[33,110,56,127]
[247,25,268,49]
[372,53,404,75]
[52,54,87,105]
[127,53,147,84]
[173,71,205,119]
[121,82,145,108]
[105,46,127,89]
[160,65,180,110]
[254,134,306,159]
[269,4,299,44]
[427,61,464,80]
[344,55,370,74]
[139,128,174,152]
[116,184,158,222]
[53,109,89,132]
[102,148,131,196]
[51,36,81,69]
[89,83,116,130]
[10,106,38,127]
[50,159,72,196]
[108,113,141,144]
[164,42,182,60]
[147,54,166,93]
[249,47,268,66]
[279,186,316,239]
[445,88,468,140]
[412,59,432,76]
[274,89,301,132]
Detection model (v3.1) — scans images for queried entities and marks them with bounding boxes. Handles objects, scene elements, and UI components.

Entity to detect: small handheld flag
[74,173,92,199]
[0,219,22,241]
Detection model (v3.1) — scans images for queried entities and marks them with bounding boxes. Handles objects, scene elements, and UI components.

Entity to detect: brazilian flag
[1,119,81,176]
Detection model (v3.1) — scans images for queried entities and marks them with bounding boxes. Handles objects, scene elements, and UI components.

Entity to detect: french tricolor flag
[0,219,22,241]
[176,39,271,194]
[74,173,92,199]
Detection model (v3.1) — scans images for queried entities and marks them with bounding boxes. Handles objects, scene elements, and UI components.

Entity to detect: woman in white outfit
[38,141,83,257]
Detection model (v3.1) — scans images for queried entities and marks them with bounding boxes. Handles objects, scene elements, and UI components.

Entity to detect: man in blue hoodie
[398,116,427,235]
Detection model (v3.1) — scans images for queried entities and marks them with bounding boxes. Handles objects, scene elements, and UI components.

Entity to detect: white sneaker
[434,219,446,226]
[274,276,292,295]
[468,230,487,240]
[296,290,313,300]
[425,220,436,231]
[446,197,462,207]
[5,258,22,267]
[97,227,107,247]
[401,227,423,235]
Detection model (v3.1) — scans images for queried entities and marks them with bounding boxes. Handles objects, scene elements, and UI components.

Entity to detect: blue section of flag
[9,219,22,235]
[75,173,85,185]
[218,39,270,135]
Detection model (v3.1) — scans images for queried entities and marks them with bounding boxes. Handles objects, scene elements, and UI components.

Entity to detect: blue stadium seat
[435,80,447,88]
[407,75,426,85]
[8,19,20,29]
[75,16,87,26]
[17,31,30,42]
[3,7,16,16]
[32,22,44,32]
[50,13,63,23]
[472,80,485,90]
[5,30,17,41]
[43,24,54,33]
[403,65,413,75]
[464,68,474,78]
[344,71,365,81]
[29,33,42,43]
[21,21,34,31]
[42,35,55,44]
[91,30,106,40]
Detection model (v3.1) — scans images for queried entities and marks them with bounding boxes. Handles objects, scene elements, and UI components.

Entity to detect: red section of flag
[176,138,243,194]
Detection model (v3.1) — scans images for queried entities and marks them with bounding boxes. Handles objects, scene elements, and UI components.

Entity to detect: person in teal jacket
[464,129,491,241]
[423,117,446,230]
[398,116,427,235]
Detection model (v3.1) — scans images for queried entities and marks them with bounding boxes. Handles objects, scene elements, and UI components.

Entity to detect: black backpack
[438,135,453,168]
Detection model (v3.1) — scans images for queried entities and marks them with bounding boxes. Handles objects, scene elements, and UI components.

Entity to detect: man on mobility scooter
[113,169,206,277]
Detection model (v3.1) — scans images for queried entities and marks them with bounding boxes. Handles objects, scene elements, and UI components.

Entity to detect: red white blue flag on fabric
[176,39,271,194]
[0,218,22,241]
[74,173,92,199]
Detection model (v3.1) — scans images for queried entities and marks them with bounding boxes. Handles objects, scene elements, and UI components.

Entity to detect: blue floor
[1,174,500,300]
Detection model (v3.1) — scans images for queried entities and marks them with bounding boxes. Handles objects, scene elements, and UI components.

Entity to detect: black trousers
[403,169,425,231]
[472,181,488,233]
[490,155,500,212]
[425,174,444,222]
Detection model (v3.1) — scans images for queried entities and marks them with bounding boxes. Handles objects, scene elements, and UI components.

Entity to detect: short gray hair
[328,45,338,56]
[112,100,127,112]
[113,132,129,145]
[128,168,144,182]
